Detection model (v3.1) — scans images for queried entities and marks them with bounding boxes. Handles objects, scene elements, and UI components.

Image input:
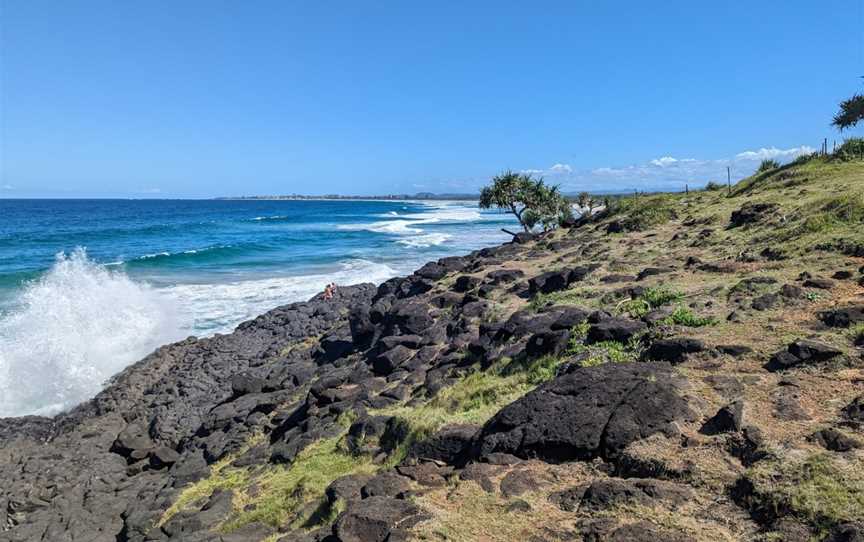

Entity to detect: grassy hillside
[162,155,864,542]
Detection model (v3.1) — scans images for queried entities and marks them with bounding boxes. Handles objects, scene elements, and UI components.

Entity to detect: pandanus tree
[479,171,572,233]
[832,93,864,130]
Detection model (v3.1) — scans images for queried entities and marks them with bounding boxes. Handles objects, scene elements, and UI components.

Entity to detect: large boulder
[333,496,429,542]
[550,478,694,513]
[729,202,780,227]
[586,317,646,344]
[818,306,864,328]
[408,424,478,465]
[472,362,694,462]
[645,337,705,363]
[526,329,572,358]
[765,339,844,371]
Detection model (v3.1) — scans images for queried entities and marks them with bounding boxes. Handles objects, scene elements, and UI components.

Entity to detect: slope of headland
[1,155,863,542]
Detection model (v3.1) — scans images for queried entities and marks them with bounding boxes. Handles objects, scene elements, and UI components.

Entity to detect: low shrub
[664,306,717,327]
[797,193,864,235]
[568,337,643,367]
[833,137,864,162]
[704,181,725,191]
[850,323,864,346]
[757,159,781,173]
[609,194,678,231]
[619,286,685,318]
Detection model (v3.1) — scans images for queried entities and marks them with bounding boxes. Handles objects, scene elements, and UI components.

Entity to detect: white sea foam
[0,249,185,418]
[396,233,452,247]
[341,201,486,245]
[163,259,398,335]
[251,215,289,221]
[0,251,399,418]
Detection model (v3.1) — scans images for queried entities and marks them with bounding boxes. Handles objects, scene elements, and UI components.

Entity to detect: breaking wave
[0,249,184,418]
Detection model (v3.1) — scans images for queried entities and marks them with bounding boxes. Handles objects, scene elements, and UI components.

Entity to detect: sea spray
[165,259,398,335]
[0,248,184,417]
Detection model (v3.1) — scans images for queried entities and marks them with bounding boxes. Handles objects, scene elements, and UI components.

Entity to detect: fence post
[727,166,731,195]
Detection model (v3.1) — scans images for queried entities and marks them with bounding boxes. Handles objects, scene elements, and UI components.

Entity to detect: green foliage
[608,194,678,231]
[704,181,724,191]
[223,433,377,532]
[833,137,864,161]
[619,286,684,318]
[850,323,864,345]
[757,159,781,173]
[832,93,864,130]
[529,287,595,311]
[479,171,572,232]
[747,453,864,531]
[663,306,717,327]
[568,336,643,367]
[798,192,864,235]
[792,152,819,166]
[373,354,566,465]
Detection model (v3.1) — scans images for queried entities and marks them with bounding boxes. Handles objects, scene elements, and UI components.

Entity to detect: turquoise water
[0,199,514,417]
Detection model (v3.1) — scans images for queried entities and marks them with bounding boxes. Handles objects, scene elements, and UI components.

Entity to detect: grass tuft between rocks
[744,453,864,534]
[373,354,566,465]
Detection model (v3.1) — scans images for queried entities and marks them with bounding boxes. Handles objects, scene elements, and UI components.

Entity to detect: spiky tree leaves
[833,94,864,130]
[479,171,572,232]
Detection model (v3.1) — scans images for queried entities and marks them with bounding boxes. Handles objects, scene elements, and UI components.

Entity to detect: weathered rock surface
[472,362,694,462]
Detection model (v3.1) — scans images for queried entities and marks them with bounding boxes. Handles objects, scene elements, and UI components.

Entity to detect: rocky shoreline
[2,161,864,542]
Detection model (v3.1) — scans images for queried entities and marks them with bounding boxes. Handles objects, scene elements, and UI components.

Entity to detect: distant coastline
[214,192,478,201]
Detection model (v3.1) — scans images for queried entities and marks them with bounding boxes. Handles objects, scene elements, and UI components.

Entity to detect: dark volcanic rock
[808,428,862,452]
[453,275,481,293]
[361,471,412,499]
[334,496,429,542]
[645,337,704,363]
[485,269,525,285]
[472,362,693,462]
[842,395,864,425]
[803,277,835,290]
[701,400,745,434]
[409,424,477,465]
[572,478,693,511]
[819,306,864,328]
[729,202,780,227]
[586,317,646,344]
[528,269,571,295]
[526,329,572,358]
[765,339,844,371]
[636,267,674,281]
[0,284,377,542]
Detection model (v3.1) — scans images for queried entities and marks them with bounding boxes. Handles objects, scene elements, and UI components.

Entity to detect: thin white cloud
[649,156,679,167]
[434,143,817,194]
[734,145,816,161]
[136,187,162,194]
[1,184,12,190]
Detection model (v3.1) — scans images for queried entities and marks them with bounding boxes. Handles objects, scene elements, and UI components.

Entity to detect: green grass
[745,453,864,533]
[798,193,864,235]
[850,323,864,345]
[568,337,643,367]
[529,287,596,311]
[159,441,260,527]
[161,416,377,535]
[609,194,679,231]
[372,355,566,465]
[618,286,685,318]
[222,432,377,532]
[663,306,717,327]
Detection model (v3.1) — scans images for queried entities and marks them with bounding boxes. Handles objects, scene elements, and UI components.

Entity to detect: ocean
[0,198,515,418]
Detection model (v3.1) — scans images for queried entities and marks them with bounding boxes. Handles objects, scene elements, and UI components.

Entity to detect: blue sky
[1,1,863,198]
